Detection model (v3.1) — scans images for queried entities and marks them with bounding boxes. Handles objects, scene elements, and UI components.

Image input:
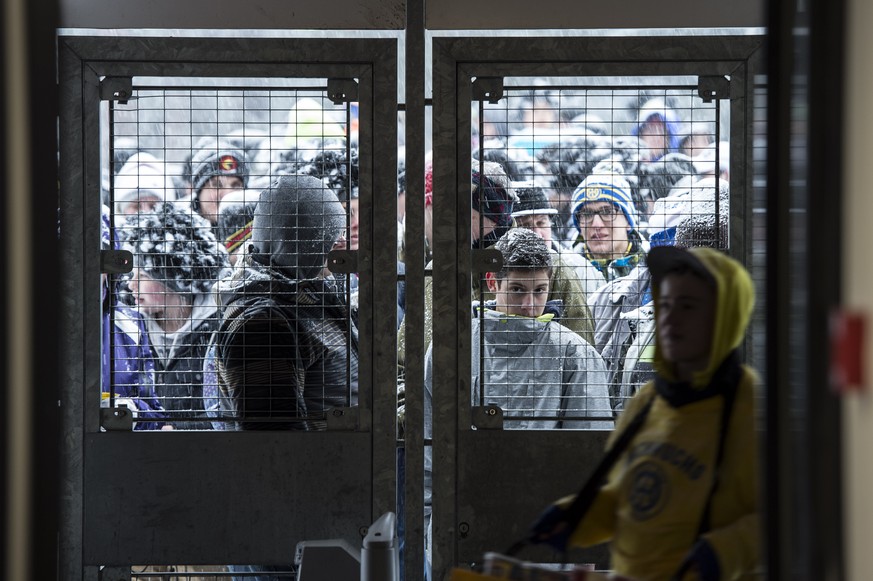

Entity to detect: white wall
[843,0,873,578]
[60,0,763,30]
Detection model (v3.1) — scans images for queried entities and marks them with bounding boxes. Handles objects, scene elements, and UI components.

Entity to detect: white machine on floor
[295,511,399,581]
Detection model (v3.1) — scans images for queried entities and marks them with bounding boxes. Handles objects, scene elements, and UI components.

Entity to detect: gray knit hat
[190,138,249,207]
[250,174,346,280]
[119,202,230,295]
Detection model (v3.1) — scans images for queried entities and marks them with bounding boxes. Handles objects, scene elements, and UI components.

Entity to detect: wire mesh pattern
[102,81,361,430]
[468,81,729,423]
[100,77,736,431]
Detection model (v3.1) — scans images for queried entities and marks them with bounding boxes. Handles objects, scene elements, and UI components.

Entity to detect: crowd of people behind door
[99,92,731,431]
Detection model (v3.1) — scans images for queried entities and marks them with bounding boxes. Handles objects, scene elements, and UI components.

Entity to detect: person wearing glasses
[570,160,648,295]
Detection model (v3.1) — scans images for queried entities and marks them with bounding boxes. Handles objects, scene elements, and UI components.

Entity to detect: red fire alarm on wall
[830,309,867,393]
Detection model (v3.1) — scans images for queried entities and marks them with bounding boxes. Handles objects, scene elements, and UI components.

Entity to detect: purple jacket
[102,301,165,430]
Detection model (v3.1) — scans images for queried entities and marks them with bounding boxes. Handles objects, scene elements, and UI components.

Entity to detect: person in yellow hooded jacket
[527,245,759,581]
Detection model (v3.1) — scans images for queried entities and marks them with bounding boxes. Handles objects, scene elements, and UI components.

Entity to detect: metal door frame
[57,35,398,577]
[429,34,764,579]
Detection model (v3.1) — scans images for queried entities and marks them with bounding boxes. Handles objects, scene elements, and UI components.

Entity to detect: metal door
[58,36,399,579]
[428,34,765,579]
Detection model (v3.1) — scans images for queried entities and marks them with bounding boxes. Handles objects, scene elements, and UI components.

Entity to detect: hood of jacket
[652,247,754,388]
[215,255,346,313]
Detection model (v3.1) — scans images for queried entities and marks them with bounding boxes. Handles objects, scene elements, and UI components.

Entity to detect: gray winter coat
[425,308,612,433]
[588,264,657,414]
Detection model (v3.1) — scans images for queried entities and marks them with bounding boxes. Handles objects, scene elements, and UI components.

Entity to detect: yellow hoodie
[562,248,759,581]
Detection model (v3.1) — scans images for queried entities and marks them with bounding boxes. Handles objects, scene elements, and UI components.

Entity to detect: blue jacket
[102,301,164,430]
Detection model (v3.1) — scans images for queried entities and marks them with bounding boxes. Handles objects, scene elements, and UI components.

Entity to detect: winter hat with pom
[571,160,638,232]
[119,202,229,295]
[250,174,346,281]
[114,152,173,215]
[190,137,249,206]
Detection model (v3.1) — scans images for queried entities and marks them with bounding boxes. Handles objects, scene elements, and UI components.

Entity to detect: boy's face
[487,269,551,318]
[513,214,553,244]
[577,201,630,260]
[656,271,717,379]
[127,268,187,319]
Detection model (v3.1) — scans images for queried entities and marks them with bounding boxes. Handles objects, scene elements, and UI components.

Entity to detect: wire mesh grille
[467,80,730,425]
[102,81,363,431]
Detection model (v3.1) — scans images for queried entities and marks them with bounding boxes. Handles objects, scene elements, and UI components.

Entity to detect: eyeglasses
[576,205,620,224]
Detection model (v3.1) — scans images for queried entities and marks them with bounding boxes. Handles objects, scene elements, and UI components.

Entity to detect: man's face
[127,268,186,319]
[197,175,244,224]
[514,214,553,245]
[577,201,629,260]
[656,271,717,379]
[487,269,551,318]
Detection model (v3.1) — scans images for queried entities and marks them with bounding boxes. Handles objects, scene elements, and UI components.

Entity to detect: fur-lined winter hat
[119,202,229,295]
[250,174,345,280]
[114,152,173,215]
[190,137,249,207]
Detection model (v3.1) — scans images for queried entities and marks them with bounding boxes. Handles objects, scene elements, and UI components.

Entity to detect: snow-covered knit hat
[216,190,258,254]
[647,177,730,247]
[571,161,638,232]
[119,202,229,295]
[250,174,345,281]
[296,148,359,201]
[511,184,557,218]
[190,138,249,205]
[113,152,173,215]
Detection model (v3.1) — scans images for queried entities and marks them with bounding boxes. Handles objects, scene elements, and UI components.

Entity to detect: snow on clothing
[588,265,657,415]
[201,339,228,430]
[422,305,613,575]
[579,230,648,283]
[461,307,612,430]
[397,252,596,376]
[214,259,359,431]
[102,302,164,431]
[144,293,220,430]
[554,248,759,581]
[117,203,229,429]
[118,201,230,296]
[101,205,163,430]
